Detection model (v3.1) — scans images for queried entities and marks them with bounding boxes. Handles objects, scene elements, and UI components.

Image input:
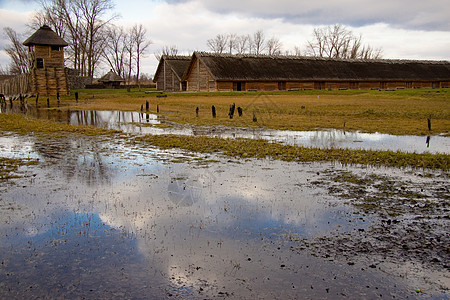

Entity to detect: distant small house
[98,70,124,88]
[182,52,450,92]
[153,56,191,91]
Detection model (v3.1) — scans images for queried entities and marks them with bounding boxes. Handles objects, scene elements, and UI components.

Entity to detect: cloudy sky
[0,0,449,77]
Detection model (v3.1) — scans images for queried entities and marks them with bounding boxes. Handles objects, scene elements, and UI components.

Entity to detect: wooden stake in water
[427,117,431,131]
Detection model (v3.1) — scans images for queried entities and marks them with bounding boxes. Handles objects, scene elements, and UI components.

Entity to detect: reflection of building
[98,70,125,88]
[23,25,69,96]
[153,56,190,91]
[180,52,450,92]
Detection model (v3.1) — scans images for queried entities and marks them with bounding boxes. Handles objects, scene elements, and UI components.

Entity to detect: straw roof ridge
[194,51,449,65]
[23,25,68,47]
[98,70,124,82]
[162,55,191,60]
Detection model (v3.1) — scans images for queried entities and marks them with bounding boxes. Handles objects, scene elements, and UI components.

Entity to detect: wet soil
[301,168,449,291]
[0,133,449,298]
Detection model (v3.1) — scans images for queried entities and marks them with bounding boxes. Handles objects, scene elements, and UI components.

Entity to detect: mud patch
[298,168,450,294]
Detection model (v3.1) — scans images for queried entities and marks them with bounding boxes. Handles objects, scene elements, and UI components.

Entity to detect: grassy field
[53,88,450,136]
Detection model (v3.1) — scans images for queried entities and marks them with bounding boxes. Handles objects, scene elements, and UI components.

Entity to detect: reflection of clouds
[0,142,426,297]
[0,156,336,240]
[0,136,38,159]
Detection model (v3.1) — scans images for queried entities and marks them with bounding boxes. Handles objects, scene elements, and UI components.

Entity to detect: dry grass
[59,88,450,136]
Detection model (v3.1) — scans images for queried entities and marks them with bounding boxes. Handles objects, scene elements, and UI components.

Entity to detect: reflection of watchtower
[23,25,69,96]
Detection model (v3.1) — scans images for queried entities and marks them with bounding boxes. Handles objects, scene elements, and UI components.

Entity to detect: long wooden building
[153,55,191,91]
[181,52,450,92]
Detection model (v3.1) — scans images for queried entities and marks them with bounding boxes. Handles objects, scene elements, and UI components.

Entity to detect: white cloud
[168,0,450,31]
[128,2,450,76]
[1,0,449,76]
[360,23,450,60]
[0,9,35,70]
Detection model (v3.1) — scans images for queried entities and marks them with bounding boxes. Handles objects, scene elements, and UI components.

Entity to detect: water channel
[1,104,448,154]
[1,133,448,298]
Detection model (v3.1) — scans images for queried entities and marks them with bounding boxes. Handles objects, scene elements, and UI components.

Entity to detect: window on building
[36,58,44,69]
[51,46,61,51]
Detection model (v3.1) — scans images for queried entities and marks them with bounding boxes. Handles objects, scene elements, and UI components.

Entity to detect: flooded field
[1,105,449,154]
[0,132,448,299]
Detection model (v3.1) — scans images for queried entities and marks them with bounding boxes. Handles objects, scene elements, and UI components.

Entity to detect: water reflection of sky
[2,107,448,154]
[0,135,438,298]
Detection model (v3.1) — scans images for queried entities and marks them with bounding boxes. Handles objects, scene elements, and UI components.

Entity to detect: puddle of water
[202,126,449,154]
[2,104,448,154]
[0,134,446,298]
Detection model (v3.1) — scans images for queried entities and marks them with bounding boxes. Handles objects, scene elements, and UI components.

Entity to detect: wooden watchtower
[23,25,69,96]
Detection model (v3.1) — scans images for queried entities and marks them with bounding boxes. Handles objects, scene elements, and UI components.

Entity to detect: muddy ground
[0,133,449,299]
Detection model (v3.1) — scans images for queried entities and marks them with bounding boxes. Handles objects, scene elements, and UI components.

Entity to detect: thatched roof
[98,70,124,83]
[183,52,450,82]
[23,25,68,47]
[153,55,191,82]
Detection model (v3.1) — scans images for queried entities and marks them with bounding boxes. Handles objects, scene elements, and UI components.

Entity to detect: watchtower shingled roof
[23,25,68,47]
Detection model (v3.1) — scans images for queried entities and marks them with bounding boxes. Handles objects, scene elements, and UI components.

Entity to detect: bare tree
[266,36,282,55]
[306,27,326,57]
[227,33,237,54]
[3,27,29,75]
[102,25,127,77]
[251,30,266,55]
[207,34,228,54]
[124,32,134,84]
[154,45,179,61]
[30,2,67,38]
[306,24,382,59]
[76,0,117,76]
[131,24,152,85]
[233,34,250,54]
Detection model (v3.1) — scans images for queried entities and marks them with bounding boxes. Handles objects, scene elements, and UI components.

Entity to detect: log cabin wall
[217,81,232,91]
[28,45,69,96]
[156,65,183,91]
[186,57,214,92]
[187,78,448,93]
[155,71,165,91]
[162,61,176,91]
